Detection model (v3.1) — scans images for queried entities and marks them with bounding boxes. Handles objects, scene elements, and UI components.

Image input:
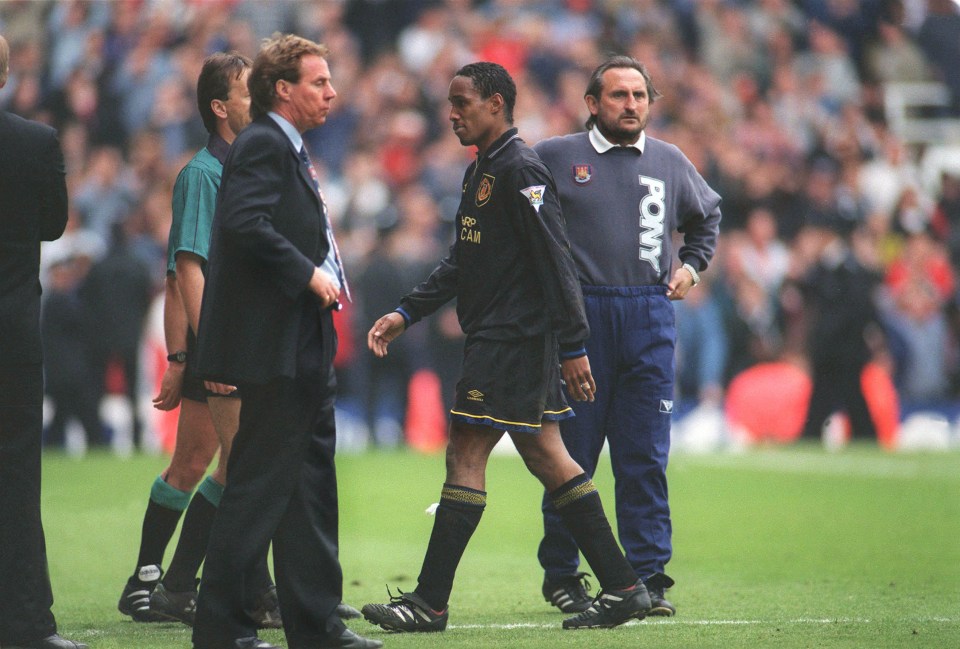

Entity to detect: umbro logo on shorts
[659,400,673,414]
[467,389,484,402]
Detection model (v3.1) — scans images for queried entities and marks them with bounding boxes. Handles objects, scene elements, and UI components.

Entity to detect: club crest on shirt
[573,164,592,184]
[476,173,495,206]
[520,185,546,213]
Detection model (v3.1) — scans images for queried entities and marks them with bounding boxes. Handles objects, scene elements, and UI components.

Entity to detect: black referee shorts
[450,333,573,434]
[180,332,241,403]
[180,370,241,403]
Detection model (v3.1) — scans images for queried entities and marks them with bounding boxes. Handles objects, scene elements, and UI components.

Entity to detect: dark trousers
[44,380,107,448]
[0,363,57,644]
[193,365,345,648]
[539,286,675,581]
[801,362,877,440]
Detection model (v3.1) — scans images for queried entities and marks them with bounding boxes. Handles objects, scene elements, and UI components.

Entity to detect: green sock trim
[150,475,192,511]
[197,476,224,507]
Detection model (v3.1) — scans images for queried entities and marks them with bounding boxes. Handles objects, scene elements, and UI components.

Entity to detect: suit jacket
[196,115,330,384]
[0,111,68,366]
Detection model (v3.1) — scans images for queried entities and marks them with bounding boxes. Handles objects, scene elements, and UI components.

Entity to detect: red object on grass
[725,361,812,443]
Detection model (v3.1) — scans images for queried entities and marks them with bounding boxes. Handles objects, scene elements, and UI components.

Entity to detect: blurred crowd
[3,0,960,452]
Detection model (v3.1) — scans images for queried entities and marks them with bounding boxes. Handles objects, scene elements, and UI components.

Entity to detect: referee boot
[542,571,593,613]
[644,573,676,617]
[150,580,197,625]
[361,589,448,633]
[562,578,651,630]
[118,564,167,622]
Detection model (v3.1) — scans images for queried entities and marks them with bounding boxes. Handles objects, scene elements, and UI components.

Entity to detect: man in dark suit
[0,34,87,649]
[191,34,381,649]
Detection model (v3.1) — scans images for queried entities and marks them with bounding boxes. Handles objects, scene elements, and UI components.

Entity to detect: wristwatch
[167,351,187,363]
[681,262,701,286]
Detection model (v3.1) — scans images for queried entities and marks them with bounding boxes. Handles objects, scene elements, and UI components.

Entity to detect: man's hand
[666,265,696,300]
[561,355,596,402]
[308,267,341,309]
[204,381,238,396]
[153,363,185,410]
[367,312,406,358]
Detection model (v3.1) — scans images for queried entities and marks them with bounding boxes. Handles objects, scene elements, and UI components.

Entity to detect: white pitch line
[447,616,958,630]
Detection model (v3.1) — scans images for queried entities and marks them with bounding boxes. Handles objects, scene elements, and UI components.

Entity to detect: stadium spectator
[797,215,885,441]
[675,276,729,412]
[40,253,105,449]
[80,219,155,450]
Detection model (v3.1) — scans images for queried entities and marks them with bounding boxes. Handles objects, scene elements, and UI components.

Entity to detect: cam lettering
[638,175,665,272]
[460,214,481,244]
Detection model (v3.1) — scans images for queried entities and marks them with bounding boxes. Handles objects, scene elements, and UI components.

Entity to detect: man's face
[448,75,499,151]
[586,67,649,145]
[223,69,251,137]
[281,54,337,132]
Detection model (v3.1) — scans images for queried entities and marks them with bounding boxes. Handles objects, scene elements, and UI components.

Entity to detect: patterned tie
[299,145,351,302]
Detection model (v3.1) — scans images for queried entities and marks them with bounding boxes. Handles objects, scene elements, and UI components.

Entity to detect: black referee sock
[415,483,486,612]
[163,476,222,592]
[550,473,637,592]
[134,476,191,573]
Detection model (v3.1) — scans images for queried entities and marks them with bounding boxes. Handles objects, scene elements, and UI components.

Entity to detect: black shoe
[542,571,593,613]
[118,564,167,622]
[645,573,676,617]
[6,634,89,649]
[234,637,281,649]
[361,588,448,633]
[150,581,197,625]
[336,602,361,620]
[316,628,384,648]
[562,578,651,629]
[245,584,283,629]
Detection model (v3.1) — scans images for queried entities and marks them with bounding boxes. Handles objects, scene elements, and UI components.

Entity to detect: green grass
[41,443,960,648]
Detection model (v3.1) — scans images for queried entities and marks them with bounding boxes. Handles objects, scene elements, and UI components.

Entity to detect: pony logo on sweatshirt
[638,175,665,272]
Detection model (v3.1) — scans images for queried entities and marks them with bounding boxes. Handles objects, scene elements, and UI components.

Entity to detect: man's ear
[488,92,505,115]
[584,94,599,117]
[210,98,228,120]
[275,78,291,101]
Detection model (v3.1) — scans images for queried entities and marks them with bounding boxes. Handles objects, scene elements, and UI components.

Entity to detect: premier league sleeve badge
[520,185,546,213]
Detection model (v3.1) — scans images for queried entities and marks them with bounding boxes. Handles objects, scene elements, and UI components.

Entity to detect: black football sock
[163,476,222,591]
[414,484,486,611]
[134,475,191,574]
[550,473,637,592]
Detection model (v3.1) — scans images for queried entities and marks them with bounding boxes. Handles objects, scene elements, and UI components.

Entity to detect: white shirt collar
[268,111,303,152]
[588,126,645,154]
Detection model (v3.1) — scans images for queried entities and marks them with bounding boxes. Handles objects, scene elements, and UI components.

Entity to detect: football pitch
[40,443,960,648]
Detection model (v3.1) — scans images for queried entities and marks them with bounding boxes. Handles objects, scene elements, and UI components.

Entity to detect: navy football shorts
[450,333,574,434]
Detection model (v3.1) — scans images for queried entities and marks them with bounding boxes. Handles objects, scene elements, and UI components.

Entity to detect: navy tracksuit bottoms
[539,285,675,582]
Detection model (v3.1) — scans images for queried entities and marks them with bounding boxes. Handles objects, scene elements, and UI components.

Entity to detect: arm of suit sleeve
[39,129,68,242]
[216,134,315,299]
[514,164,589,354]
